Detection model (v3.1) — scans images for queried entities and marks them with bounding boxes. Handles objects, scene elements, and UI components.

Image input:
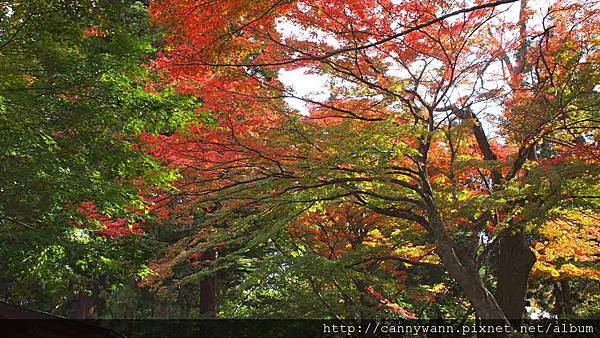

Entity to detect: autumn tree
[141,0,599,321]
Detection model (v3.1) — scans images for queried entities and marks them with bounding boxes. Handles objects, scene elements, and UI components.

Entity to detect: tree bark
[73,293,96,319]
[552,279,573,318]
[494,229,536,320]
[418,167,508,321]
[154,301,169,319]
[199,248,217,318]
[434,231,508,320]
[423,204,508,321]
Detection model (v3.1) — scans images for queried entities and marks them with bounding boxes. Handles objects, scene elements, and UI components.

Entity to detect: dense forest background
[0,0,598,322]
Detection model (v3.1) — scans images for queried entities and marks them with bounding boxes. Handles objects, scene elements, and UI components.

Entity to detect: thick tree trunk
[435,236,507,320]
[495,229,536,320]
[199,248,217,318]
[422,178,508,321]
[426,213,507,320]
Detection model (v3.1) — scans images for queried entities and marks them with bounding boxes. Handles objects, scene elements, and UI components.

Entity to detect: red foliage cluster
[540,143,600,167]
[289,205,382,258]
[78,202,143,237]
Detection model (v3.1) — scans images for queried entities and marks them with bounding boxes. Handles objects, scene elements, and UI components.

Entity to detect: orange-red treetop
[140,0,598,282]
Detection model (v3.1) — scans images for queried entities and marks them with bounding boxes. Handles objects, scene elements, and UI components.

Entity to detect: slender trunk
[73,293,96,319]
[199,248,217,318]
[154,301,169,319]
[552,279,573,318]
[494,229,536,320]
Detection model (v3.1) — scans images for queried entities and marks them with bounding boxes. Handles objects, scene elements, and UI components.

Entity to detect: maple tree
[144,0,599,321]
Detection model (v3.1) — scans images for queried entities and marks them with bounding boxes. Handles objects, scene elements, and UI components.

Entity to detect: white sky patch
[276,16,338,116]
[278,67,330,116]
[276,17,341,48]
[527,306,553,319]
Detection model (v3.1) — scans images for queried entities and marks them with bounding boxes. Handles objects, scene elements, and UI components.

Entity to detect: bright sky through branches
[277,0,556,138]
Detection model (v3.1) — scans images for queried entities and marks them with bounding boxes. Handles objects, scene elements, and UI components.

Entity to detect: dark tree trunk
[420,176,509,321]
[199,248,217,318]
[154,301,169,319]
[494,229,536,320]
[426,213,508,321]
[553,280,573,318]
[435,237,507,320]
[73,293,96,319]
